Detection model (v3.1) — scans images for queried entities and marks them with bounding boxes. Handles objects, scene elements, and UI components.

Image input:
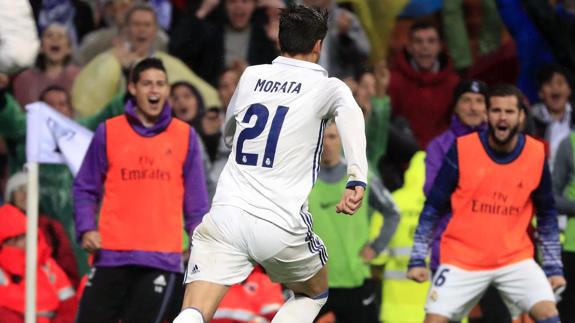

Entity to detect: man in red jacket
[0,204,77,323]
[4,172,80,287]
[211,267,284,323]
[388,21,460,149]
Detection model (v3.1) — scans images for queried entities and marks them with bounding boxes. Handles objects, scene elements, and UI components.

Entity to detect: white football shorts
[184,205,327,285]
[425,259,555,321]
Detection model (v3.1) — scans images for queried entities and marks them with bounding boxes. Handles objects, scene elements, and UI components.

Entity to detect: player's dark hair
[129,58,168,84]
[488,84,528,112]
[278,4,328,56]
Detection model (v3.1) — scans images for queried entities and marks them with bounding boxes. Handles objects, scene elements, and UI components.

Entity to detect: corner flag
[25,102,93,176]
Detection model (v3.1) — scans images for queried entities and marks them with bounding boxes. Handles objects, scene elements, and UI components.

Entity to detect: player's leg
[314,287,338,322]
[423,265,492,323]
[529,301,560,322]
[75,267,131,323]
[173,206,255,322]
[312,277,378,322]
[122,268,177,323]
[494,259,559,323]
[251,215,329,323]
[272,265,329,323]
[162,272,186,322]
[360,279,380,322]
[424,268,450,323]
[174,281,229,323]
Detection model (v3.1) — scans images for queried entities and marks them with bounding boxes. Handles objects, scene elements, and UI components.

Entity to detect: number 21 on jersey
[235,103,289,168]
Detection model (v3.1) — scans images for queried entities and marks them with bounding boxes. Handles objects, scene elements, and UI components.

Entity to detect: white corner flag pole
[23,102,94,323]
[25,162,39,323]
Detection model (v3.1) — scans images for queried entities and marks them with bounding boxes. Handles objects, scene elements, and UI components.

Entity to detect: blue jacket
[496,0,555,103]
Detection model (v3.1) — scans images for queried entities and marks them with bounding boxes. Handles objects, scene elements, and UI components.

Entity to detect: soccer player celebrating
[407,84,566,323]
[173,4,368,323]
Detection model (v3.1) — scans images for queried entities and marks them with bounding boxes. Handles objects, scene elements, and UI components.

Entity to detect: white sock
[271,291,328,323]
[172,307,204,323]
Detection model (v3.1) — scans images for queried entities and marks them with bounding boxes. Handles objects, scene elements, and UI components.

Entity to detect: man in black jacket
[169,0,279,87]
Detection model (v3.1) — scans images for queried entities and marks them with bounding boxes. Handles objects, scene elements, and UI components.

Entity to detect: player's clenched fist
[336,186,365,215]
[407,267,429,283]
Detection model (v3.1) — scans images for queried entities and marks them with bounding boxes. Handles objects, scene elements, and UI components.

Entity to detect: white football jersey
[212,56,368,234]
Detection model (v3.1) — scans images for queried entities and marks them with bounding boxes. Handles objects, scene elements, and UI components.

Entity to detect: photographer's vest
[379,151,429,323]
[443,133,544,270]
[99,115,189,253]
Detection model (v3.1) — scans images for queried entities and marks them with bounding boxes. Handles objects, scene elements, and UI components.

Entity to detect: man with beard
[406,84,565,323]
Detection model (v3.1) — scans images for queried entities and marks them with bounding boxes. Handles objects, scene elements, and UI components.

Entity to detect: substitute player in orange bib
[407,84,566,323]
